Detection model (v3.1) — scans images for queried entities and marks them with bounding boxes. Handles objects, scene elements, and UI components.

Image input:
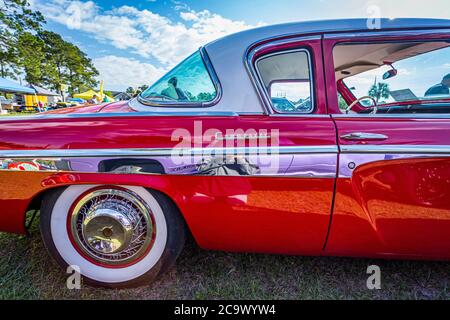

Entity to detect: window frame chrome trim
[136,47,222,108]
[245,36,321,115]
[324,28,450,40]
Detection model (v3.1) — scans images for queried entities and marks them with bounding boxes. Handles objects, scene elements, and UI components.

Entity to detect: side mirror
[382,64,398,80]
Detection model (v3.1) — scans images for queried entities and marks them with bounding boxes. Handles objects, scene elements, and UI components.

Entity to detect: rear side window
[141,51,217,104]
[256,50,314,113]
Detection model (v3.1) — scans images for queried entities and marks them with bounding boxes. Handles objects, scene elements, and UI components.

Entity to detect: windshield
[336,42,450,107]
[140,51,217,104]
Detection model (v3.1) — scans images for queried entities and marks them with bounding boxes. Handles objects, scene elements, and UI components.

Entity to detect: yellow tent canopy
[73,90,100,100]
[73,89,115,102]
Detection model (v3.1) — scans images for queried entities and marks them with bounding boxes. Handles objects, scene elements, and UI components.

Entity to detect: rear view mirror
[382,64,398,80]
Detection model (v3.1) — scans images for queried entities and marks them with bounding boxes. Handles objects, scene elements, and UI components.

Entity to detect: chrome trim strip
[324,28,450,40]
[245,36,321,115]
[0,151,338,178]
[0,145,339,159]
[339,153,450,178]
[332,114,450,119]
[341,145,450,154]
[269,114,330,118]
[0,111,239,122]
[136,47,223,108]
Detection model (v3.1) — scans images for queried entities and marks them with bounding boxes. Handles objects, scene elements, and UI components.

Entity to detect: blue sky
[29,0,450,91]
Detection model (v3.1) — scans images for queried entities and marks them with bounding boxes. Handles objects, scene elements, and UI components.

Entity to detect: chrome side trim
[0,111,239,122]
[339,153,450,178]
[136,47,223,108]
[0,150,338,178]
[341,145,450,154]
[0,146,339,159]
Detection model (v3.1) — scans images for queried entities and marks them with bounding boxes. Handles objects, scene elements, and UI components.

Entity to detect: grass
[0,213,448,300]
[0,112,36,117]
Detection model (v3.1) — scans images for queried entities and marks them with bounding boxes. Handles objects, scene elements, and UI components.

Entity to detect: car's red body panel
[0,114,337,255]
[327,158,450,260]
[1,20,450,260]
[1,172,334,254]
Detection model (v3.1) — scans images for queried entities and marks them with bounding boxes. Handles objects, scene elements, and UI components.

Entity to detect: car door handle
[340,132,388,141]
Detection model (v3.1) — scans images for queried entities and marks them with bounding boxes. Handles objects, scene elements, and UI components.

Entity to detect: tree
[368,82,390,103]
[1,2,98,97]
[126,87,135,94]
[0,0,45,78]
[38,31,98,96]
[17,32,45,84]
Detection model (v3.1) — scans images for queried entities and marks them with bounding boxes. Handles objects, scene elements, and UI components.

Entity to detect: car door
[322,29,450,259]
[182,36,338,255]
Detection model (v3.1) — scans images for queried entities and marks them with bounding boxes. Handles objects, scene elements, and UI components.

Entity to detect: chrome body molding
[2,145,449,179]
[339,153,450,178]
[0,110,240,122]
[0,146,339,178]
[341,145,450,154]
[0,146,338,159]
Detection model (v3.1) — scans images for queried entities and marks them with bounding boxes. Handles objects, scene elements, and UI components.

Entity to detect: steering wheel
[345,96,377,114]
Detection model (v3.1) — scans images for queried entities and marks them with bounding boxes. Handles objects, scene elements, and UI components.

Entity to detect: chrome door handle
[340,132,388,141]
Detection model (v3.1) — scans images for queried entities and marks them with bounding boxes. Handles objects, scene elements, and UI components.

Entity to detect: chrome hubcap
[70,188,154,266]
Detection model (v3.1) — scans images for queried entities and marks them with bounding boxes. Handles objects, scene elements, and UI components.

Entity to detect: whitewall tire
[40,185,186,288]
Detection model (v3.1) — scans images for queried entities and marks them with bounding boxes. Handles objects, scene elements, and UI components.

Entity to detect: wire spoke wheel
[69,188,155,267]
[40,185,186,287]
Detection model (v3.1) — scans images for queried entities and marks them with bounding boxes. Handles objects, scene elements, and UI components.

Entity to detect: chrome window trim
[0,145,339,159]
[0,111,239,122]
[324,28,450,40]
[341,145,450,154]
[269,114,331,118]
[136,47,222,108]
[245,36,320,115]
[332,114,450,119]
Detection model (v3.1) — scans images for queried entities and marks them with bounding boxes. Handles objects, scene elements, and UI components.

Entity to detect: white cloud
[93,56,165,91]
[33,1,262,67]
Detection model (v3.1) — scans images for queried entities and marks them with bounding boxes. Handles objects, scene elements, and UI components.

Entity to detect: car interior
[333,41,450,114]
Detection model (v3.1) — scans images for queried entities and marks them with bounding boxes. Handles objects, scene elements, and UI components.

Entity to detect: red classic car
[1,18,450,288]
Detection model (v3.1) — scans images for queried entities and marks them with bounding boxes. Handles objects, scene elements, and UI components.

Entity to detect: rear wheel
[40,185,186,288]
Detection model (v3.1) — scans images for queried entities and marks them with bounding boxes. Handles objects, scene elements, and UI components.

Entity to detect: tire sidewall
[40,185,183,288]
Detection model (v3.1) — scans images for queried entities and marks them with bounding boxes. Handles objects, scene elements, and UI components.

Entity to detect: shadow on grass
[0,218,448,300]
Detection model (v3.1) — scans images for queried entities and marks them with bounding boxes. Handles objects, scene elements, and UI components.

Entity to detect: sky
[26,0,450,91]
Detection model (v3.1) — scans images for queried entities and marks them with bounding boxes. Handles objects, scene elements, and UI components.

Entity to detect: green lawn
[0,214,448,300]
[0,112,36,117]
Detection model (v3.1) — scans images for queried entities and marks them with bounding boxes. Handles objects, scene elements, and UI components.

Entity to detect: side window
[256,50,314,113]
[141,51,217,105]
[333,41,450,114]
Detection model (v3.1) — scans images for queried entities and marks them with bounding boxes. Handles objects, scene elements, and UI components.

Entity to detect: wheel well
[144,187,196,244]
